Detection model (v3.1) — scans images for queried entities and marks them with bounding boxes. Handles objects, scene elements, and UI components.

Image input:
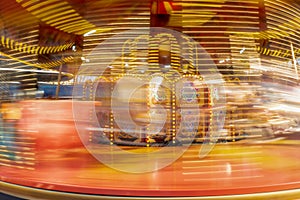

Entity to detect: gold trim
[1,181,300,200]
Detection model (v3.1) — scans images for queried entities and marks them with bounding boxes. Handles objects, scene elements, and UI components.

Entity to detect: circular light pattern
[0,36,75,54]
[72,27,226,173]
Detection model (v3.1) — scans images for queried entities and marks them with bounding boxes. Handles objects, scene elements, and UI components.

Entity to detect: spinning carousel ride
[73,28,226,146]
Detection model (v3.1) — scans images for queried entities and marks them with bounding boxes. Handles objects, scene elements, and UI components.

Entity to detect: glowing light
[0,35,74,54]
[83,29,97,37]
[226,163,232,175]
[72,45,76,51]
[0,67,60,74]
[291,43,299,80]
[240,47,246,54]
[268,104,300,113]
[17,0,96,34]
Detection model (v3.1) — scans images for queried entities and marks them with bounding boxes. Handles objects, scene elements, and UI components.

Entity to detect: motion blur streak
[1,0,300,199]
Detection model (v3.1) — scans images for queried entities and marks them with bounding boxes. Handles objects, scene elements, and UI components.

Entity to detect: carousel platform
[1,100,300,199]
[1,140,300,200]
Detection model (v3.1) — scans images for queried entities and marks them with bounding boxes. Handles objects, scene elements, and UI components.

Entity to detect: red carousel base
[1,100,300,199]
[1,142,300,198]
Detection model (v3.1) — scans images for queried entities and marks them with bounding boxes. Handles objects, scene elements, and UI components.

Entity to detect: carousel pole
[55,62,63,99]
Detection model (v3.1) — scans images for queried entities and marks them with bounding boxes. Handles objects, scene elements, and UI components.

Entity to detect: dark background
[0,193,25,200]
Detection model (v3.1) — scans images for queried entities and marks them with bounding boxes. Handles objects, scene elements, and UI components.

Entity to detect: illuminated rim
[2,180,300,200]
[72,27,226,173]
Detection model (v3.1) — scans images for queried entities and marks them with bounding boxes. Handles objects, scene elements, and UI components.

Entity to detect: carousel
[74,28,226,146]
